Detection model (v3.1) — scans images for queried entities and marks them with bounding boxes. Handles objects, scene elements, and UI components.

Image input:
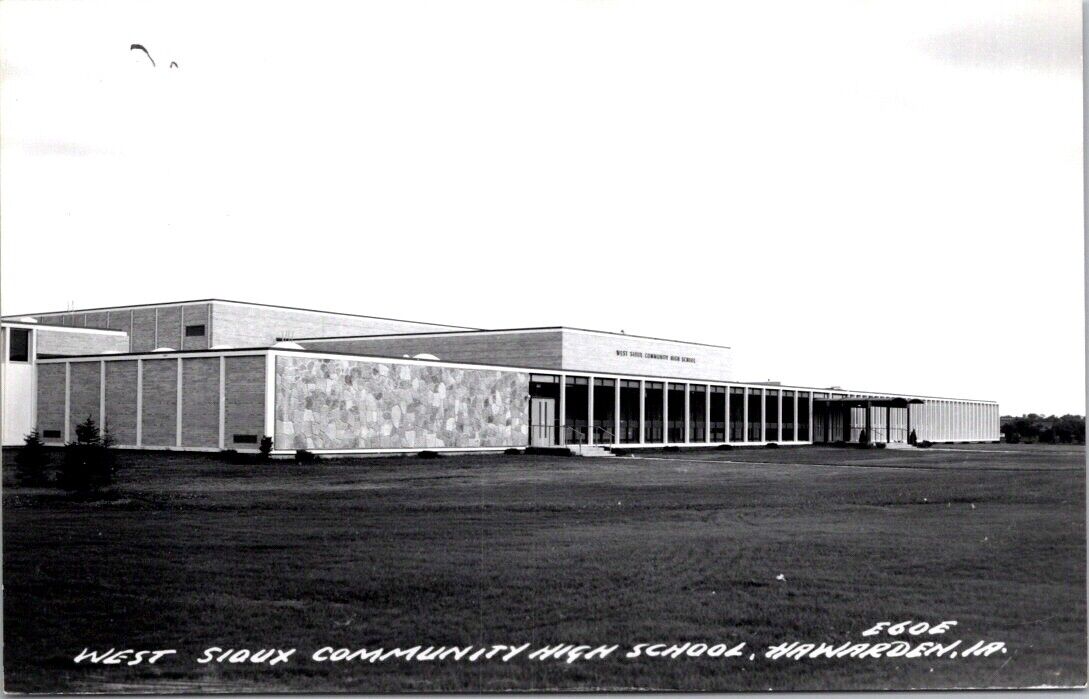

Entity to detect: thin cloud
[919,6,1080,74]
[19,141,109,158]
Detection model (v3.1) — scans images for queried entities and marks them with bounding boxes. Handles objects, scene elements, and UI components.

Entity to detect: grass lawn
[3,444,1085,692]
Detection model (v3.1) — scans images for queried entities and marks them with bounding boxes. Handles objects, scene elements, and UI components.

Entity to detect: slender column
[705,386,712,444]
[136,359,143,446]
[763,389,769,441]
[906,403,912,442]
[218,356,226,449]
[662,383,669,444]
[99,361,106,429]
[638,380,646,445]
[776,391,783,442]
[558,375,566,446]
[613,381,621,445]
[683,383,690,443]
[864,400,872,444]
[263,353,276,445]
[885,404,891,443]
[587,376,595,446]
[742,387,749,442]
[793,392,799,442]
[175,357,183,448]
[808,392,814,442]
[724,387,731,443]
[64,362,71,442]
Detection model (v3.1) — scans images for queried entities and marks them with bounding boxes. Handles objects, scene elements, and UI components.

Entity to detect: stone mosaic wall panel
[275,356,529,450]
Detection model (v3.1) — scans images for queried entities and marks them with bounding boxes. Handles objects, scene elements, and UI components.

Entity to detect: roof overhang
[815,396,925,408]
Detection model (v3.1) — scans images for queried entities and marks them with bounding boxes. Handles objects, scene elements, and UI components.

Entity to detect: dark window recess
[8,328,29,362]
[185,324,206,338]
[43,429,61,439]
[233,434,258,444]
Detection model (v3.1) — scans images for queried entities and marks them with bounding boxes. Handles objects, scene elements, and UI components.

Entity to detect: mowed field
[3,444,1085,692]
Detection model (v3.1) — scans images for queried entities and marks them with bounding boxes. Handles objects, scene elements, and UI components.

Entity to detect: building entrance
[530,398,556,446]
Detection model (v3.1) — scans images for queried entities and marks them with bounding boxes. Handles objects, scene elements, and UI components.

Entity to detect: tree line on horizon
[1000,414,1085,444]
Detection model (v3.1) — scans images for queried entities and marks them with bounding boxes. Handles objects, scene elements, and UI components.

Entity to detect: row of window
[531,375,813,444]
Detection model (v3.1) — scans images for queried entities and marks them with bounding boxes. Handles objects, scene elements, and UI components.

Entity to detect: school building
[1,299,1000,453]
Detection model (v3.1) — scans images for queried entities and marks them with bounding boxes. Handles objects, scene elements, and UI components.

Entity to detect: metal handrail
[592,425,616,444]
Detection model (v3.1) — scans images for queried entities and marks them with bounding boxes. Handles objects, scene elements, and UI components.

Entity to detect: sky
[0,0,1083,415]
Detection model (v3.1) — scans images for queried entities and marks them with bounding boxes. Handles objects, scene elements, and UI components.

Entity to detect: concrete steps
[573,445,614,457]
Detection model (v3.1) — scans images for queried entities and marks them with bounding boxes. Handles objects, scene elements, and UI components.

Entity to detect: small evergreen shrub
[610,448,631,457]
[259,436,273,460]
[14,429,51,486]
[908,429,918,445]
[916,440,933,449]
[503,448,522,455]
[295,449,321,463]
[715,444,734,450]
[417,450,442,459]
[858,429,869,445]
[764,442,780,449]
[663,445,680,453]
[58,416,116,491]
[874,442,887,449]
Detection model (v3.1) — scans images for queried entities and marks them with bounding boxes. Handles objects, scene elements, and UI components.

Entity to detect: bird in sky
[130,43,155,67]
[130,44,179,69]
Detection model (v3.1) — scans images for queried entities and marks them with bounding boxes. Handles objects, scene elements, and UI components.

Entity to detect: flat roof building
[1,299,999,452]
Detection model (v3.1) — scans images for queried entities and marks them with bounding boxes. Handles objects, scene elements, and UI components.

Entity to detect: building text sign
[616,350,696,364]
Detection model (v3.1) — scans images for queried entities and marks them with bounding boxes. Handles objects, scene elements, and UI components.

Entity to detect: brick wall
[299,331,564,369]
[84,311,110,329]
[106,311,133,351]
[68,362,101,429]
[131,308,157,352]
[36,329,128,357]
[211,302,473,348]
[104,361,138,445]
[141,359,178,446]
[224,356,265,446]
[156,306,182,350]
[36,364,66,443]
[180,305,212,350]
[182,358,220,448]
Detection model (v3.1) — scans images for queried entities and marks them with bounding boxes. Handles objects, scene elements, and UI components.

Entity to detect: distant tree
[1001,414,1084,445]
[58,416,116,491]
[14,429,51,486]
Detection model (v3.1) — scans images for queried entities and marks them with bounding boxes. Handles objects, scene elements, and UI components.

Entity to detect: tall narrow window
[729,388,745,441]
[668,383,686,443]
[8,328,29,362]
[781,390,795,441]
[592,378,616,444]
[709,386,726,442]
[644,382,664,443]
[619,380,640,444]
[688,385,706,442]
[798,392,810,441]
[747,389,762,441]
[564,376,589,444]
[765,389,779,442]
